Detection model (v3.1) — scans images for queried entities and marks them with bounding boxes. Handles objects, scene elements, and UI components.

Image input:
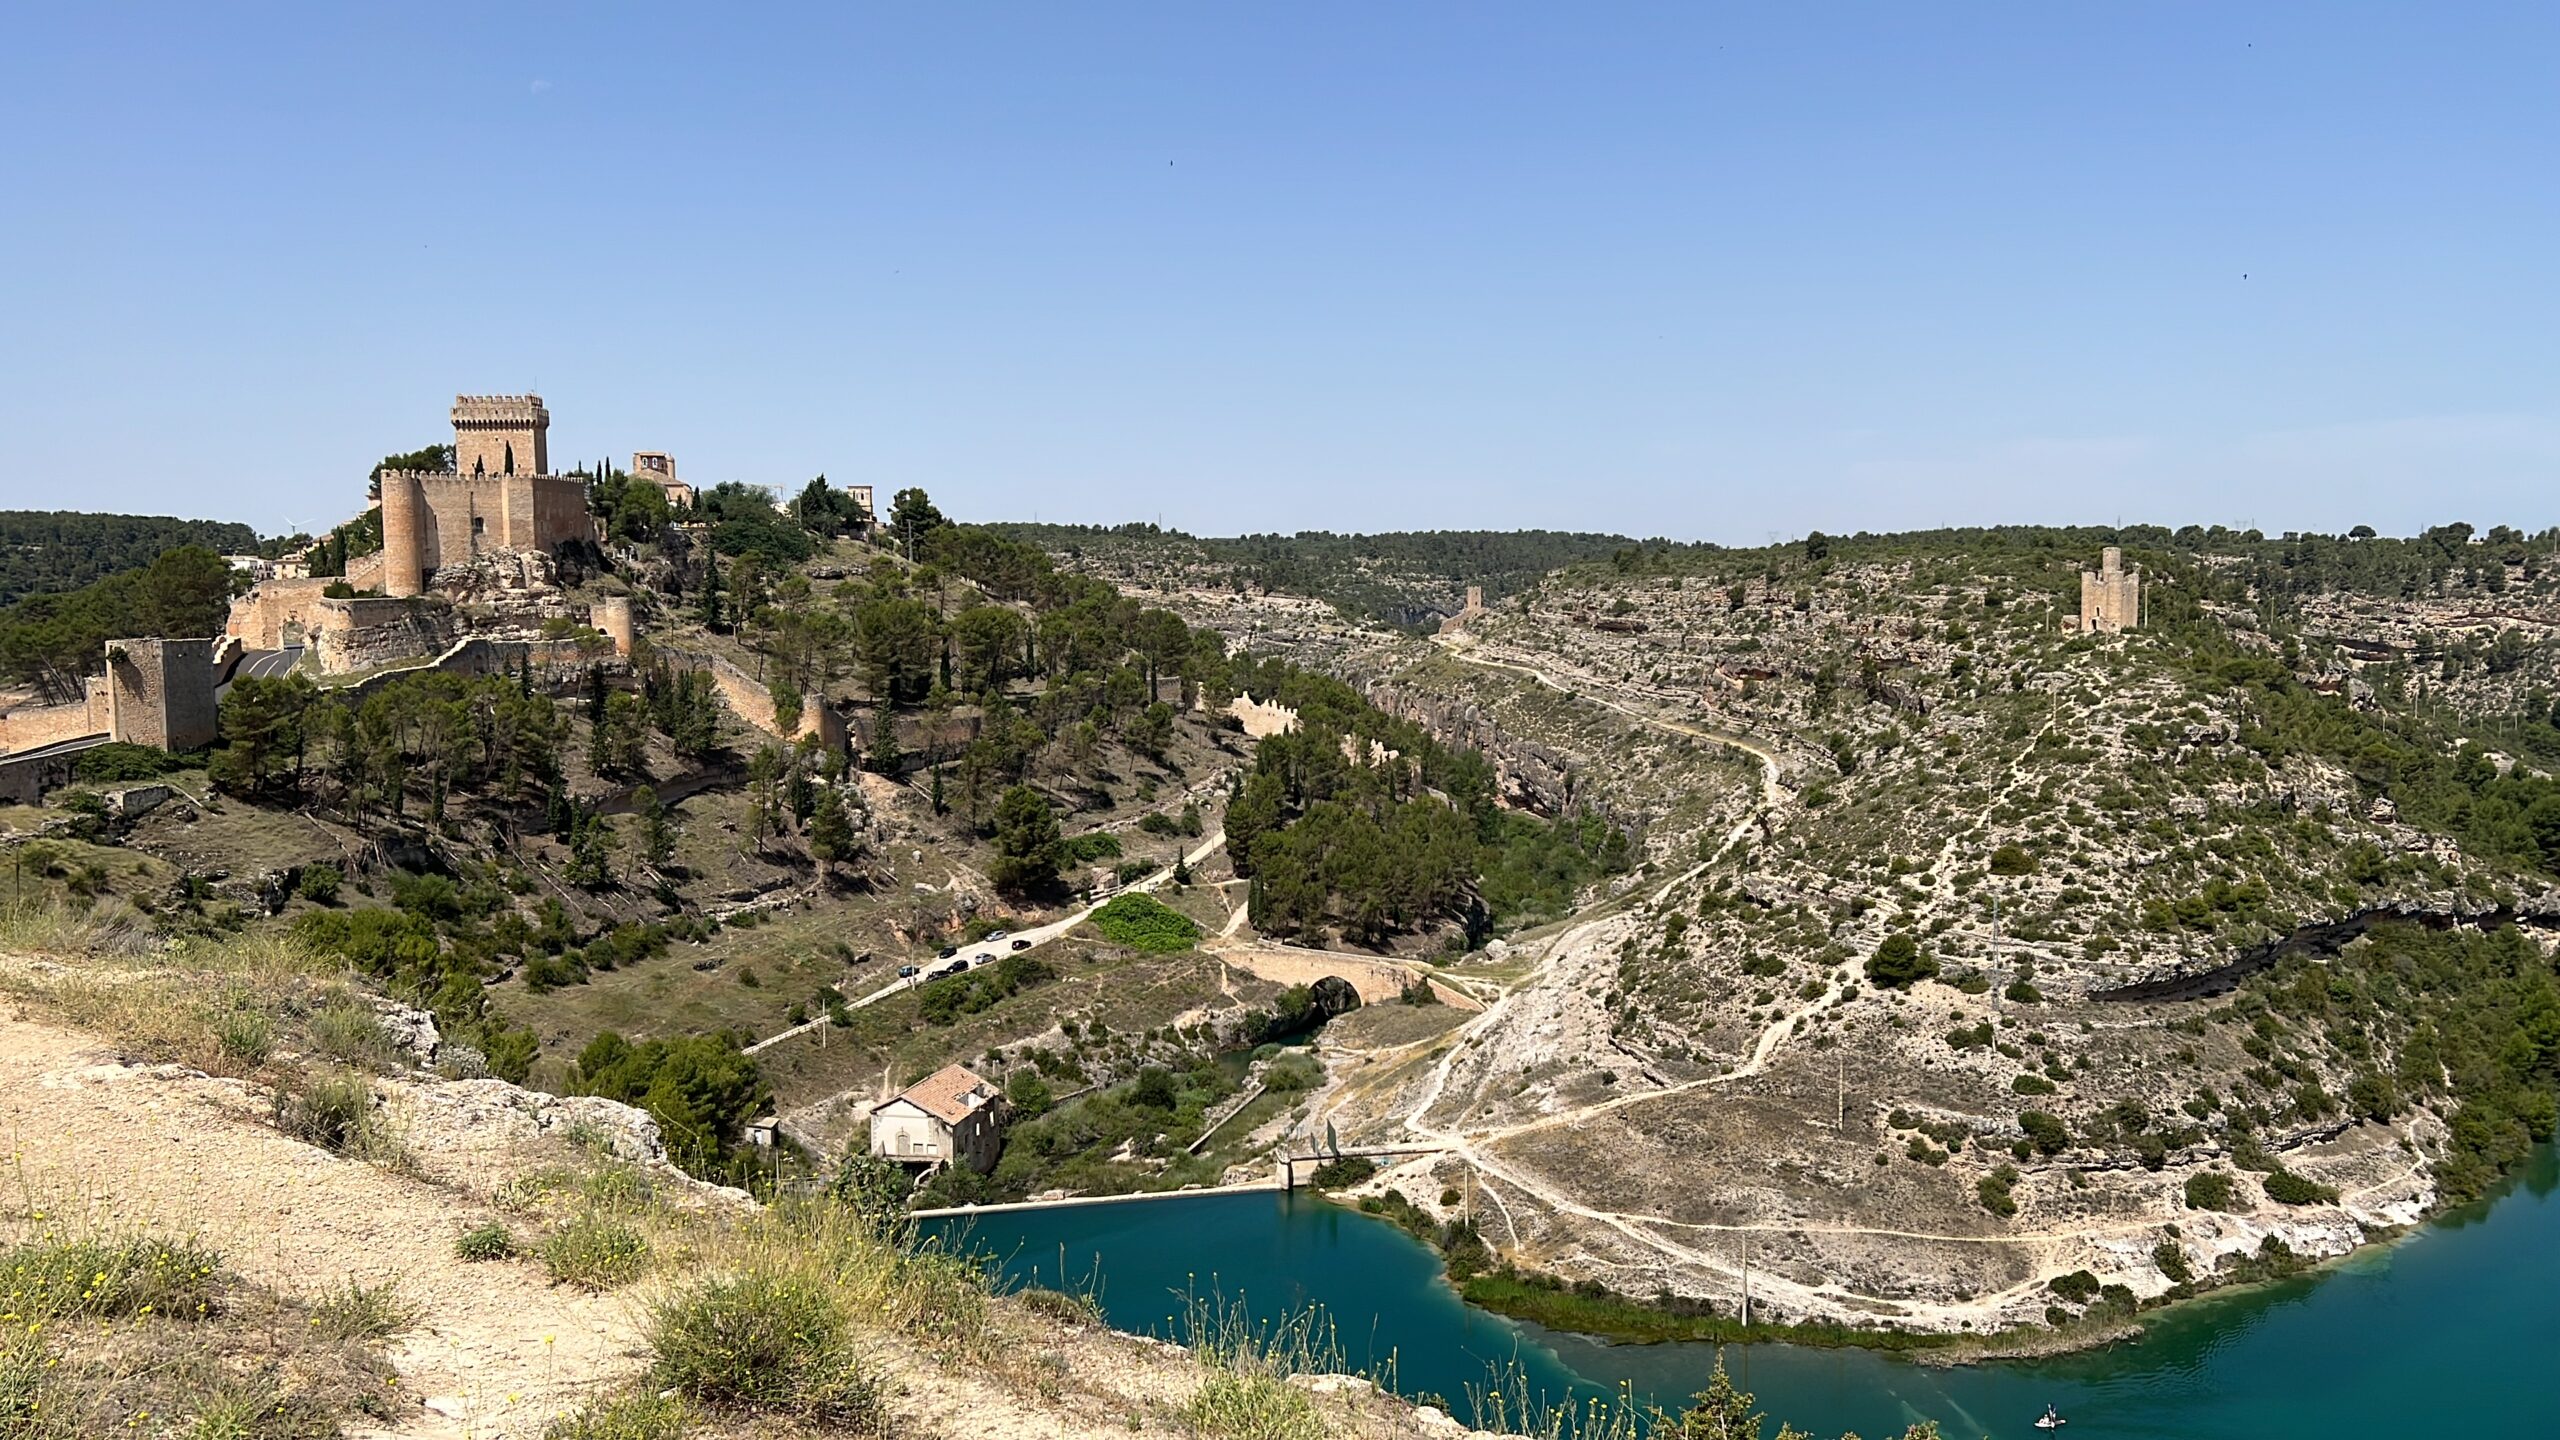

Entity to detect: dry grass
[0,1225,397,1439]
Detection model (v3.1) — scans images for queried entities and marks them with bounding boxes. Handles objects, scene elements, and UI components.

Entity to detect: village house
[867,1063,1005,1174]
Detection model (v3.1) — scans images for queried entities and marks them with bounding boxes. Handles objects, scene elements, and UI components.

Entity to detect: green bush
[272,1067,379,1155]
[2011,1073,2057,1096]
[648,1269,884,1425]
[296,863,343,905]
[1185,1370,1324,1440]
[2184,1171,2238,1210]
[2018,1111,2070,1155]
[544,1393,691,1440]
[1089,892,1203,952]
[544,1214,650,1291]
[213,1004,273,1067]
[1988,844,2038,876]
[1307,1156,1377,1189]
[1864,932,1936,988]
[310,1278,419,1341]
[454,1222,517,1262]
[310,996,398,1069]
[2261,1169,2339,1206]
[0,1233,221,1320]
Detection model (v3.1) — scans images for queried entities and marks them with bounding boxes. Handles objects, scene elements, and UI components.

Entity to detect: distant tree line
[0,545,237,702]
[0,511,259,605]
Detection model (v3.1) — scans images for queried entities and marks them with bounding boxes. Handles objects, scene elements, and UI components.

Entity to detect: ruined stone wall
[106,638,216,752]
[661,647,848,752]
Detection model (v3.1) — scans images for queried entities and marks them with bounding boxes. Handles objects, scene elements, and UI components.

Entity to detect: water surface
[934,1144,2558,1438]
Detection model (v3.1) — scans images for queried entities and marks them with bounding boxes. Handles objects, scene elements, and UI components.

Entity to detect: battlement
[451,393,547,419]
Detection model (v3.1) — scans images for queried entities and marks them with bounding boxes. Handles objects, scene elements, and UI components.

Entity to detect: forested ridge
[0,546,239,702]
[986,521,1634,631]
[0,511,259,604]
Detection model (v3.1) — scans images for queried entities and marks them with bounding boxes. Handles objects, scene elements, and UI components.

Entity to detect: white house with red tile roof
[867,1063,1005,1173]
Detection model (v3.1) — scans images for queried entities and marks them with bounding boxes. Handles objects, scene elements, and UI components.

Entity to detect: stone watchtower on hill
[378,395,594,597]
[2078,546,2141,633]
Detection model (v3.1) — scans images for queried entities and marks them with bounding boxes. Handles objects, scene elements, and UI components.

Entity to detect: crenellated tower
[451,394,549,478]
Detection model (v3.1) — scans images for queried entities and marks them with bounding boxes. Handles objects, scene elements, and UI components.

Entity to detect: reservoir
[932,1143,2556,1438]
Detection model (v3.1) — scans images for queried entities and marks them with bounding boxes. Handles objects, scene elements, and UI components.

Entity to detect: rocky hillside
[1115,525,2560,1344]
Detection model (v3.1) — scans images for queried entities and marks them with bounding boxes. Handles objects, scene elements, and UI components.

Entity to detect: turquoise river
[931,1143,2555,1438]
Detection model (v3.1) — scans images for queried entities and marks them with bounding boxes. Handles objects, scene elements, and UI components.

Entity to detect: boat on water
[2034,1405,2067,1430]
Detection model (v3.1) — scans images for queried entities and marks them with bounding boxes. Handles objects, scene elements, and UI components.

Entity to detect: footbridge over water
[1274,1144,1452,1191]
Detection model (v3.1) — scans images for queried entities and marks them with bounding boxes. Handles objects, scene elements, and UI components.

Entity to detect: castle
[376,396,595,597]
[2072,546,2141,633]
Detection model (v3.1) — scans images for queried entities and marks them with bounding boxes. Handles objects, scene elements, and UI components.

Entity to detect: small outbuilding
[867,1064,1005,1173]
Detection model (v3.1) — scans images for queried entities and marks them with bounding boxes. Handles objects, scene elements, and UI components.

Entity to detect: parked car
[1009,938,1033,951]
[986,929,1010,941]
[896,964,919,979]
[937,945,958,959]
[931,959,966,978]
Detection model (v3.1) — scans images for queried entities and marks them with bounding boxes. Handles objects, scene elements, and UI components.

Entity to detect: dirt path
[0,1013,638,1439]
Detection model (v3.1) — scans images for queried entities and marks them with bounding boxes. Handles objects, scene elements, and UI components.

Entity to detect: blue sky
[2,4,2553,542]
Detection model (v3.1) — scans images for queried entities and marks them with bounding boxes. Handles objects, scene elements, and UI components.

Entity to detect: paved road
[742,827,1229,1056]
[218,646,303,699]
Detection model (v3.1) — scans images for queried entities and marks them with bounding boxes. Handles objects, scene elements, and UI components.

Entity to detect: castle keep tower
[375,393,594,597]
[453,395,549,477]
[2078,546,2141,633]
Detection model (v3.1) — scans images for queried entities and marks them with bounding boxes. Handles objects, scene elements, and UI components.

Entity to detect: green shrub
[544,1214,650,1290]
[213,1004,273,1067]
[2011,1073,2057,1096]
[544,1393,692,1440]
[2184,1171,2238,1210]
[296,864,343,905]
[1089,892,1203,952]
[2153,1240,2193,1284]
[273,1068,379,1155]
[1185,1370,1325,1440]
[648,1269,884,1425]
[1988,844,2037,876]
[1307,1156,1376,1189]
[2018,1111,2070,1155]
[2261,1169,2339,1206]
[0,1233,221,1320]
[309,996,398,1069]
[1864,932,1936,988]
[310,1278,419,1341]
[454,1222,517,1262]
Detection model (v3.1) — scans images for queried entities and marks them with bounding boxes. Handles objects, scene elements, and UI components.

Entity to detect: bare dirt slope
[0,1011,637,1438]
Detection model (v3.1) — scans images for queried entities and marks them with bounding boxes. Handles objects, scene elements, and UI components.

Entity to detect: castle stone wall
[311,598,456,675]
[661,647,848,752]
[0,678,111,756]
[106,638,216,752]
[227,577,340,649]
